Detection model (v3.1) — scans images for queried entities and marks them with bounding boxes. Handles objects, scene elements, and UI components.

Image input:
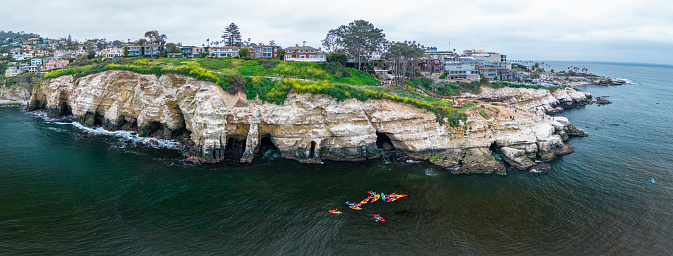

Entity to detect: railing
[284,57,327,63]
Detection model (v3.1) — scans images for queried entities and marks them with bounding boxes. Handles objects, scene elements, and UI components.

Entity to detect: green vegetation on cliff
[42,57,468,126]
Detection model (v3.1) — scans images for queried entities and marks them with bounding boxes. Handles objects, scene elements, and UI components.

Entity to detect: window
[300,55,305,58]
[310,50,315,53]
[256,53,261,57]
[299,50,304,53]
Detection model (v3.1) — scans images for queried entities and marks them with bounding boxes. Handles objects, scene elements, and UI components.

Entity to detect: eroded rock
[29,70,590,172]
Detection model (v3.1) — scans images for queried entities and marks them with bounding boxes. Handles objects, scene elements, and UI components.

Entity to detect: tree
[277,47,285,60]
[137,38,147,46]
[144,30,167,58]
[123,46,129,57]
[383,41,425,85]
[222,23,242,47]
[112,40,123,47]
[238,47,250,58]
[324,20,387,71]
[67,34,72,43]
[479,75,489,85]
[166,43,180,53]
[321,30,339,52]
[87,50,96,59]
[327,52,347,66]
[96,42,103,51]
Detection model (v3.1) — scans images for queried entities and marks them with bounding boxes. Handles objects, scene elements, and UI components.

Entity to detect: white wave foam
[425,169,440,177]
[615,78,637,85]
[70,122,185,150]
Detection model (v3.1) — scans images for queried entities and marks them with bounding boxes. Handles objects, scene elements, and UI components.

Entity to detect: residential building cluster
[1,36,85,77]
[3,31,524,83]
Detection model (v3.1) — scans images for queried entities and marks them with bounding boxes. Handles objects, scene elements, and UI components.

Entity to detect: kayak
[349,205,362,210]
[373,214,385,222]
[329,209,342,214]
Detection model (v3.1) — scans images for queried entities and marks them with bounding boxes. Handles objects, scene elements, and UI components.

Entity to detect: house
[284,45,327,63]
[4,66,21,77]
[126,44,163,57]
[443,57,480,81]
[181,46,205,58]
[417,58,443,73]
[425,47,454,57]
[477,66,516,81]
[375,70,393,80]
[167,46,207,58]
[248,45,279,58]
[53,51,65,59]
[43,59,69,70]
[209,46,240,58]
[26,65,40,73]
[127,46,143,57]
[31,58,42,66]
[102,47,123,58]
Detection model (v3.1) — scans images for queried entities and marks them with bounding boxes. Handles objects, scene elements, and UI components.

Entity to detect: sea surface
[1,62,672,255]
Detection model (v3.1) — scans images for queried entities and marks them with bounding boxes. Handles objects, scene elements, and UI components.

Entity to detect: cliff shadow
[376,132,395,151]
[257,135,279,154]
[56,91,72,116]
[222,135,247,163]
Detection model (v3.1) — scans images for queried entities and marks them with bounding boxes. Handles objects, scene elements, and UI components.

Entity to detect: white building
[26,65,39,73]
[209,46,240,58]
[12,52,24,60]
[4,66,22,77]
[31,58,42,66]
[54,51,64,59]
[442,57,481,81]
[102,47,123,58]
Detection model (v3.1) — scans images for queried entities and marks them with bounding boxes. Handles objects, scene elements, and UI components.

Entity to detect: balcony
[285,56,327,63]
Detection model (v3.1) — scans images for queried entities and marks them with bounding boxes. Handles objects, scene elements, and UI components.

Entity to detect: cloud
[1,0,671,64]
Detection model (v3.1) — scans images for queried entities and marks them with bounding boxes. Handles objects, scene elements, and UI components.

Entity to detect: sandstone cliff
[0,83,32,104]
[29,70,590,174]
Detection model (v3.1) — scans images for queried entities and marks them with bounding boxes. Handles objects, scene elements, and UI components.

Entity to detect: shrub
[227,74,245,94]
[479,111,490,119]
[259,59,279,70]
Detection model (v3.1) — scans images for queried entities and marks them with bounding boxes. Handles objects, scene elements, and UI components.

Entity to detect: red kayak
[373,214,385,222]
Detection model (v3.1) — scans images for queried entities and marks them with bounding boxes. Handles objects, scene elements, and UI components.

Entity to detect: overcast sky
[2,0,671,64]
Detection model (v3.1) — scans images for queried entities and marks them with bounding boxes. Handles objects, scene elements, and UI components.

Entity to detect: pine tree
[222,23,242,47]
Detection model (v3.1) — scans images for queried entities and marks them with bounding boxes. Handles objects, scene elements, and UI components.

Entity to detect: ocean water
[1,62,672,255]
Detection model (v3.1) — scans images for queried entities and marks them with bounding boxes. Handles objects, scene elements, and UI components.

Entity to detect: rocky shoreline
[27,70,593,175]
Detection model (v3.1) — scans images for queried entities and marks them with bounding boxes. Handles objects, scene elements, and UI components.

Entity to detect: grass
[42,57,548,127]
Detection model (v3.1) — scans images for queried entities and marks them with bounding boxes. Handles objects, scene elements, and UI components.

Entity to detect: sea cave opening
[225,136,247,155]
[376,132,394,151]
[145,121,162,137]
[56,93,72,117]
[258,135,279,152]
[489,141,505,163]
[310,141,316,158]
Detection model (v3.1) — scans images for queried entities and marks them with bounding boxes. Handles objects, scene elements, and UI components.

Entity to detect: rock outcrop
[467,87,592,113]
[0,83,32,104]
[29,70,590,174]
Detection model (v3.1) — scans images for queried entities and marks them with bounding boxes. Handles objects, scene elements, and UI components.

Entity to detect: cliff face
[29,70,590,174]
[0,83,32,103]
[468,86,592,113]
